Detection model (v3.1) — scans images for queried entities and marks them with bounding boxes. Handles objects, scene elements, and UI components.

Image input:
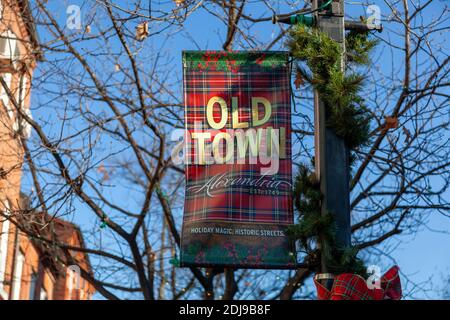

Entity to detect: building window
[12,75,33,138]
[39,287,48,300]
[0,72,12,108]
[17,76,27,104]
[67,268,74,300]
[0,201,11,294]
[11,250,24,300]
[28,271,38,300]
[0,30,18,61]
[1,72,33,138]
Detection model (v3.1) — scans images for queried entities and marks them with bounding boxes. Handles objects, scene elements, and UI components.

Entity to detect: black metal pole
[274,0,381,290]
[313,0,351,288]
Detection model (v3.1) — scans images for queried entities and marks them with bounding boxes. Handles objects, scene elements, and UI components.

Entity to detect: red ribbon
[314,266,402,300]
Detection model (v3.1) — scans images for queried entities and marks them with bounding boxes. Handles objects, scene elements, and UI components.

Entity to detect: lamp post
[274,0,381,289]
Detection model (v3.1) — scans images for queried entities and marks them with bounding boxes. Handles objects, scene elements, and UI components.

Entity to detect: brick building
[0,0,94,300]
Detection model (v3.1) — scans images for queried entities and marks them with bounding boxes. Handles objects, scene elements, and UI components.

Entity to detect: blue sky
[22,0,450,299]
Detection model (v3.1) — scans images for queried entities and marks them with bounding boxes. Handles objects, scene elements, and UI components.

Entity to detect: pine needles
[287,25,377,276]
[288,25,375,151]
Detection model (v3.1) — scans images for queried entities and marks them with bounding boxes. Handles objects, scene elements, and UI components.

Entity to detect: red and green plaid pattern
[182,51,293,224]
[314,266,402,300]
[180,51,295,268]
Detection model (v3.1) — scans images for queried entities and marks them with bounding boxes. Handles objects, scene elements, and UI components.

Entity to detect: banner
[181,51,295,268]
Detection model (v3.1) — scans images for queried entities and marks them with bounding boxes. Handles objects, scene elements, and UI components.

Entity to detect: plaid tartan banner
[181,51,295,268]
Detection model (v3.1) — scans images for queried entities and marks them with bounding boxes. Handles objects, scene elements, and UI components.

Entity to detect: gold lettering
[235,129,260,160]
[212,132,233,164]
[232,97,249,129]
[251,97,272,127]
[206,96,228,129]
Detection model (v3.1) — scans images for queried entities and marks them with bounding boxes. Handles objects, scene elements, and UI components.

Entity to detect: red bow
[314,266,402,300]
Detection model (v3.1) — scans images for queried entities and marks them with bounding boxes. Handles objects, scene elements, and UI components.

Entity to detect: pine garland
[288,165,331,249]
[287,26,377,276]
[288,25,376,151]
[287,165,367,276]
[346,30,378,65]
